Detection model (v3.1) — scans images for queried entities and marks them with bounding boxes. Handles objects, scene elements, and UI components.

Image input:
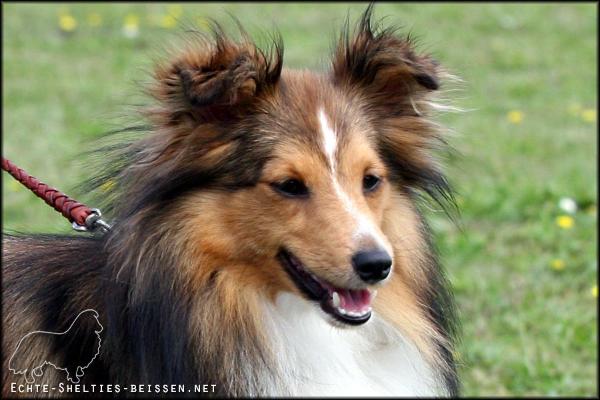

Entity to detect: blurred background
[2,3,597,396]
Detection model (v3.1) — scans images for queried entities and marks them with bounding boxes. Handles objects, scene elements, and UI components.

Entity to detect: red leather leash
[2,157,110,233]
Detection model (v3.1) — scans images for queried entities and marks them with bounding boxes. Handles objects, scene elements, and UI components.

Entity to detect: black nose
[352,250,392,283]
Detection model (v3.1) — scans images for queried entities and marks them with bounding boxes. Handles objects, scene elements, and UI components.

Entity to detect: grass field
[2,3,597,396]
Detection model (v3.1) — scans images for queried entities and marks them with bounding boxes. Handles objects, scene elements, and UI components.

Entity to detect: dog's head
[107,8,450,327]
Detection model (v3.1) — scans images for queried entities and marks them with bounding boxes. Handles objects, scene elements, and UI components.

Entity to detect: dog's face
[133,11,448,327]
[231,73,397,325]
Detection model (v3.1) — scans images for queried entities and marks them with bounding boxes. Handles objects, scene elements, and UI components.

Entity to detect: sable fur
[2,6,459,397]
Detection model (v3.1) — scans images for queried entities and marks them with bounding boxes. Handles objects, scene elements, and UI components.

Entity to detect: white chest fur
[261,293,444,396]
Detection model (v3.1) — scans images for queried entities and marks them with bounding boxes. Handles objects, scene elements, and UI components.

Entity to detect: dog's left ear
[331,6,440,113]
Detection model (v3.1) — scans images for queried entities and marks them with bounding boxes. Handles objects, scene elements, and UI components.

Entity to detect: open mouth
[277,249,373,325]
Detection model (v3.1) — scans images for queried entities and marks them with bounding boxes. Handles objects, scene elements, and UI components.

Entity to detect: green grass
[2,3,597,396]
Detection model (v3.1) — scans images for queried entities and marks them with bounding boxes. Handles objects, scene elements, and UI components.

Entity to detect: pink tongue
[337,289,372,312]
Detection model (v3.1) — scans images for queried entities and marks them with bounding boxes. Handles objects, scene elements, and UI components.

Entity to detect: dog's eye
[272,179,309,198]
[363,174,381,193]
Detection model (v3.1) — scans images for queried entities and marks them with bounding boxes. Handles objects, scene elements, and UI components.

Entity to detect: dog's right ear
[151,28,283,125]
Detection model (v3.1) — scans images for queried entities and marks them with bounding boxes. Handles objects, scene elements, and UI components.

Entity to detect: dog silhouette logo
[8,309,103,384]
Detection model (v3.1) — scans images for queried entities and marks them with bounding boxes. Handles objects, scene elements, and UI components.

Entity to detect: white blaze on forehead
[318,109,338,170]
[317,108,392,255]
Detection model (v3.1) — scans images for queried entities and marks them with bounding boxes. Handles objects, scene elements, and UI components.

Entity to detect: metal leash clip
[72,208,112,233]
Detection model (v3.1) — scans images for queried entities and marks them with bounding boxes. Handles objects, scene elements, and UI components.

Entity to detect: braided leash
[2,157,110,233]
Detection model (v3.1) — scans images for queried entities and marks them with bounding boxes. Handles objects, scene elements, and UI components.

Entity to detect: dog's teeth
[337,307,347,315]
[360,309,370,317]
[332,292,340,308]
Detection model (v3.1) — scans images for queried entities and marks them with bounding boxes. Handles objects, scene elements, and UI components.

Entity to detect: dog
[2,6,459,397]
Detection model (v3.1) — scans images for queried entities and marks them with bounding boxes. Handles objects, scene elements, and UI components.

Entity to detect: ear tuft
[178,53,259,108]
[332,5,440,100]
[152,25,283,124]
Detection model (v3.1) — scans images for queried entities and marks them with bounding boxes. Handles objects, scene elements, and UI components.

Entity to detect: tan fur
[377,190,448,362]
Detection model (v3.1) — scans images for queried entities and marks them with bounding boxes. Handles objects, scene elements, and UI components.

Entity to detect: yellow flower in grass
[550,259,565,271]
[507,110,524,124]
[451,349,463,363]
[555,215,574,229]
[123,14,140,38]
[581,109,596,123]
[100,179,116,193]
[592,285,598,298]
[160,14,178,29]
[59,13,77,33]
[87,13,102,27]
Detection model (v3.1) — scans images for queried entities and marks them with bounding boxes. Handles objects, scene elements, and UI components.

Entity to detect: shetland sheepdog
[2,6,459,397]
